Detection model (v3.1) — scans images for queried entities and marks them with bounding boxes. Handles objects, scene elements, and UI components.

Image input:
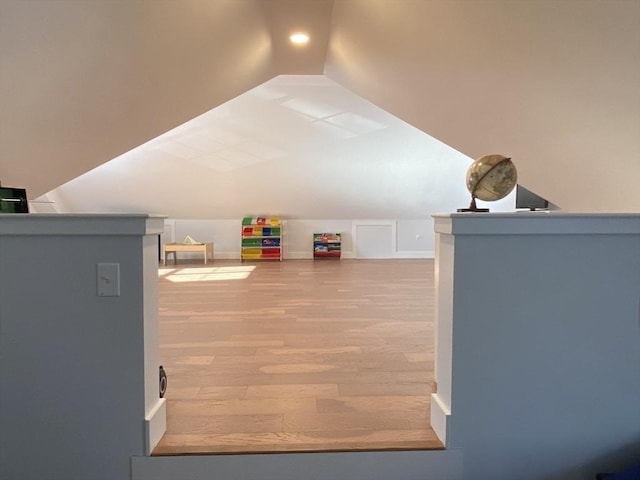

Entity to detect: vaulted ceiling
[42,74,488,219]
[1,0,638,214]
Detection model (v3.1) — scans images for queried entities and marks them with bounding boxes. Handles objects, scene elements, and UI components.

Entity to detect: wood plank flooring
[152,259,441,455]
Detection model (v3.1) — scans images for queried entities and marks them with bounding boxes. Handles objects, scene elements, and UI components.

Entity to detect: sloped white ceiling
[0,0,333,198]
[43,75,510,219]
[2,0,638,214]
[325,0,640,212]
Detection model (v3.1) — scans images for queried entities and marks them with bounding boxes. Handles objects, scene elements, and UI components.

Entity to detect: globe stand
[457,196,489,213]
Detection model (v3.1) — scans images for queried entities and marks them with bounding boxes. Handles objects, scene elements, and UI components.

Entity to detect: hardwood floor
[152,258,442,455]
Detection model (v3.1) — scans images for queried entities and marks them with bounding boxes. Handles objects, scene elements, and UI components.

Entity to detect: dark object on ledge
[0,186,29,213]
[516,184,549,211]
[457,196,489,212]
[596,462,640,480]
[159,365,167,398]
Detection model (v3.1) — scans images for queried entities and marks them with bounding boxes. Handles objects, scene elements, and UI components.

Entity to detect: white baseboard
[144,398,166,456]
[285,251,314,259]
[213,252,242,260]
[179,251,432,261]
[430,393,450,446]
[395,250,434,259]
[285,251,358,259]
[211,251,429,260]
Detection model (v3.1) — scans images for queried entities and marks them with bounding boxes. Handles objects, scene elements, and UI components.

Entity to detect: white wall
[161,214,497,260]
[397,219,432,253]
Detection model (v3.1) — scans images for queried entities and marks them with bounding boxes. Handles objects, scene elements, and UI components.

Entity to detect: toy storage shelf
[313,233,341,259]
[241,216,282,261]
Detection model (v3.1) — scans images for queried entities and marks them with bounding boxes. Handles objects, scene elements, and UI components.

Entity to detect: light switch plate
[97,263,120,297]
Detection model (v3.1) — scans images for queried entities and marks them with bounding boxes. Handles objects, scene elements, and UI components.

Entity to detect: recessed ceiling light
[289,32,309,45]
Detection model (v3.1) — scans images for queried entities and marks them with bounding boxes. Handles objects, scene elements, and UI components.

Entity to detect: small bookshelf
[313,233,341,259]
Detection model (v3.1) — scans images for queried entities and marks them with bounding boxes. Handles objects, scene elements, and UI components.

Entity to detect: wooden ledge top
[0,213,166,236]
[433,212,640,235]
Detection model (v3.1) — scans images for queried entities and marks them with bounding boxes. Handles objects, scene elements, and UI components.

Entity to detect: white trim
[168,250,429,261]
[163,219,176,243]
[395,250,434,259]
[0,214,166,235]
[144,398,166,456]
[351,220,433,259]
[430,392,450,446]
[283,251,356,260]
[213,251,242,260]
[352,220,396,259]
[433,212,640,235]
[285,251,314,259]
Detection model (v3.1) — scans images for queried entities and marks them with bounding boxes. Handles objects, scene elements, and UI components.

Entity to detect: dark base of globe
[457,207,490,212]
[457,196,490,212]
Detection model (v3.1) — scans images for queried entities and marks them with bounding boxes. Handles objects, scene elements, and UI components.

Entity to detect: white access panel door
[355,224,394,258]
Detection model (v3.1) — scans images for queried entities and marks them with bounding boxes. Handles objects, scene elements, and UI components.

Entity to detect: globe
[459,154,517,212]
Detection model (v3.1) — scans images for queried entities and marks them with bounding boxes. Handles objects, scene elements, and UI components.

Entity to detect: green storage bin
[242,238,261,247]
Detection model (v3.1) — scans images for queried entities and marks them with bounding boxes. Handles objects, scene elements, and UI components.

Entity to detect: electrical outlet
[97,263,120,297]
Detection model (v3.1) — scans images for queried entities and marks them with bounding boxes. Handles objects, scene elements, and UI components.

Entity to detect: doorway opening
[153,259,440,454]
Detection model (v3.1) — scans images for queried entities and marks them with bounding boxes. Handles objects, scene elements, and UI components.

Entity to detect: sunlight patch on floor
[159,266,256,282]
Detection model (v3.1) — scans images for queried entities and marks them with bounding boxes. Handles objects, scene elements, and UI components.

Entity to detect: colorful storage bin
[242,216,282,261]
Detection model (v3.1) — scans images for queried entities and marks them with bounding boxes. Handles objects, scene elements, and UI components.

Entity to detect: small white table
[163,243,214,265]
